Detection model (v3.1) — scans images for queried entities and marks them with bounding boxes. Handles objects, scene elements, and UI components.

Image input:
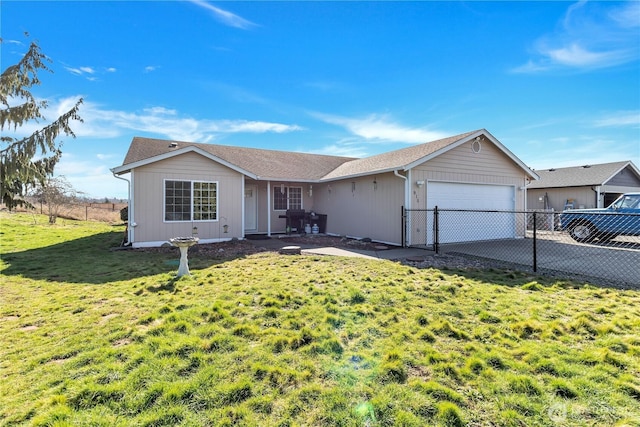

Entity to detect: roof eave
[320,166,404,182]
[602,161,640,185]
[255,177,320,183]
[111,165,131,175]
[111,146,258,179]
[402,129,539,180]
[526,183,601,189]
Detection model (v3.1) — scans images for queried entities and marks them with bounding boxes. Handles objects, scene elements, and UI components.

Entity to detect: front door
[244,185,257,231]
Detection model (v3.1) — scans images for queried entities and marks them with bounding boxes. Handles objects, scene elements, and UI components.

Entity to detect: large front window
[165,180,218,221]
[273,186,302,210]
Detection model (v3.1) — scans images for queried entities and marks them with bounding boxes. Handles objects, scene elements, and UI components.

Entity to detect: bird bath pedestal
[170,237,199,277]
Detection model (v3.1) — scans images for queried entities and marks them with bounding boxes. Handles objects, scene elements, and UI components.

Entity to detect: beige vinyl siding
[132,152,243,244]
[269,182,314,233]
[527,187,597,212]
[313,172,405,245]
[242,180,315,234]
[411,140,528,211]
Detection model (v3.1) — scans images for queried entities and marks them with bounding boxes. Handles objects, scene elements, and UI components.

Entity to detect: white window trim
[273,185,303,211]
[163,179,219,223]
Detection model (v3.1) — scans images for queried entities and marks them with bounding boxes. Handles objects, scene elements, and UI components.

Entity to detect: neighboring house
[111,129,538,247]
[526,161,640,212]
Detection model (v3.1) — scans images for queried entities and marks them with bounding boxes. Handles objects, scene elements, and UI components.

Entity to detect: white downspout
[241,177,245,239]
[112,172,133,245]
[394,170,409,246]
[267,181,271,236]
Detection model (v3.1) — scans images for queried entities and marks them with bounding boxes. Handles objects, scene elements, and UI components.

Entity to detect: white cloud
[4,96,304,143]
[188,0,257,30]
[510,60,550,74]
[608,0,640,29]
[143,106,177,116]
[593,111,640,128]
[63,64,115,80]
[545,43,631,68]
[308,142,369,159]
[144,65,159,73]
[65,66,84,75]
[56,153,128,199]
[69,97,302,143]
[512,1,640,73]
[220,120,303,133]
[312,112,449,144]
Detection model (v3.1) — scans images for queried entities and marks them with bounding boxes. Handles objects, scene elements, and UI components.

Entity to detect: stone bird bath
[169,236,199,277]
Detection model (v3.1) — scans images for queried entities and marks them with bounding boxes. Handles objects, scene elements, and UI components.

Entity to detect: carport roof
[527,161,640,189]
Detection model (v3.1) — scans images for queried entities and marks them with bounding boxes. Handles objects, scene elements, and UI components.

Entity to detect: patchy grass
[1,212,639,426]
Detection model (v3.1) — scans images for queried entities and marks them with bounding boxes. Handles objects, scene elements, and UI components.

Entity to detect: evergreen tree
[0,36,83,209]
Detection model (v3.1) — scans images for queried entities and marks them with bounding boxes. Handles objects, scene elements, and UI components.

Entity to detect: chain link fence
[402,208,640,287]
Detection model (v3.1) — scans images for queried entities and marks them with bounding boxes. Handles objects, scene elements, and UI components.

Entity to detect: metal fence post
[434,206,440,254]
[532,211,537,272]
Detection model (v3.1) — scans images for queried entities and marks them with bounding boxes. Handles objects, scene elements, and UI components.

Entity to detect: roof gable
[112,137,355,181]
[527,161,640,189]
[321,129,538,181]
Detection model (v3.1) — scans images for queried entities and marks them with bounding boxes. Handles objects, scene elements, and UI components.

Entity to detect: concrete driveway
[440,236,640,286]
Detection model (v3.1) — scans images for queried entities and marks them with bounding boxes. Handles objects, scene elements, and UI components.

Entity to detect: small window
[273,186,302,210]
[165,180,218,222]
[288,187,302,210]
[274,187,288,210]
[165,180,191,221]
[193,182,217,220]
[471,137,482,153]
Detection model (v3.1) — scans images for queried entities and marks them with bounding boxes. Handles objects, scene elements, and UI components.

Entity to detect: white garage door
[426,182,516,244]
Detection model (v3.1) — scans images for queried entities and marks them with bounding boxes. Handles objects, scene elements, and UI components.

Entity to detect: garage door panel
[426,182,516,244]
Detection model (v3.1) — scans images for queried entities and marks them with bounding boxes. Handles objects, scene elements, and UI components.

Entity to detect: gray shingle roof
[321,130,479,180]
[114,129,536,181]
[120,137,356,181]
[527,161,635,189]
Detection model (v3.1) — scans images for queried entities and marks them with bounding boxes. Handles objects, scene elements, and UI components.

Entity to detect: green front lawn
[1,212,639,426]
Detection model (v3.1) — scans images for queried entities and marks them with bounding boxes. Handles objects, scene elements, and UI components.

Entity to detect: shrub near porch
[1,212,639,426]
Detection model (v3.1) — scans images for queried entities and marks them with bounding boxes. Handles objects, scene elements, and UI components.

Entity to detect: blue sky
[2,0,639,199]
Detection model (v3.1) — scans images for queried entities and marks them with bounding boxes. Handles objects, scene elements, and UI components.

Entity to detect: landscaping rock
[279,245,301,255]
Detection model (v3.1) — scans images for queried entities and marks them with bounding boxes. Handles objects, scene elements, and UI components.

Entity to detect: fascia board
[111,146,257,179]
[403,129,540,180]
[319,167,400,183]
[603,161,640,185]
[257,177,319,183]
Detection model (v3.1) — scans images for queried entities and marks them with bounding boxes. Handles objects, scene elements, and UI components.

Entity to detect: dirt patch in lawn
[278,235,379,251]
[135,235,379,259]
